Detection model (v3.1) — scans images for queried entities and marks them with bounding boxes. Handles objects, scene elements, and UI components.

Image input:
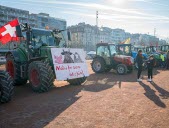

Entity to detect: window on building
[41,23,45,27]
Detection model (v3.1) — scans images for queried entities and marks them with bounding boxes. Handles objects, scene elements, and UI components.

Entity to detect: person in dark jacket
[136,50,143,82]
[147,55,156,82]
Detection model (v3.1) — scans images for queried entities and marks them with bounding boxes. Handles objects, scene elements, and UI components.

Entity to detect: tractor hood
[114,54,134,65]
[114,54,131,58]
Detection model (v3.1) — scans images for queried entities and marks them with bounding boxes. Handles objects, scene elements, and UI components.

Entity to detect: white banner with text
[51,48,89,80]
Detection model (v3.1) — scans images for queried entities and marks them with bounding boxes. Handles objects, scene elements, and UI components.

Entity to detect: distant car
[0,56,6,65]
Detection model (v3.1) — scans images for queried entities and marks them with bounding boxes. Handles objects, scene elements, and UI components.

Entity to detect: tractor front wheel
[92,58,106,73]
[116,64,127,75]
[28,61,54,93]
[0,71,14,103]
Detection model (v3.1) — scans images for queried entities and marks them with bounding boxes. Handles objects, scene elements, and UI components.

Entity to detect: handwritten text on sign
[51,48,89,80]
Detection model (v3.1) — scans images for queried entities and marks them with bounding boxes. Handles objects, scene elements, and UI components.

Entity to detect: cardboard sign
[51,48,89,80]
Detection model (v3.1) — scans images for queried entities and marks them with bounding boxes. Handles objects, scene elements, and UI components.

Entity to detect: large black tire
[6,54,27,86]
[28,61,54,93]
[67,77,87,86]
[116,64,127,75]
[92,58,106,73]
[0,71,14,103]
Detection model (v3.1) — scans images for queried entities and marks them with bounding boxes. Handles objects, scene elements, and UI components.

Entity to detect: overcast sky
[1,0,169,39]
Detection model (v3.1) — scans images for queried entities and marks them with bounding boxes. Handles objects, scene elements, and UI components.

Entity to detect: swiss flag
[0,19,20,44]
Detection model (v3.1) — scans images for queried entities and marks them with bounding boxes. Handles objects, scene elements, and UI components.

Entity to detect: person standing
[160,53,165,68]
[147,55,156,82]
[166,50,169,69]
[136,50,143,82]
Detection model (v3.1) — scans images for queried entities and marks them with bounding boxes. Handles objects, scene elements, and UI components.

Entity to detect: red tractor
[91,43,134,75]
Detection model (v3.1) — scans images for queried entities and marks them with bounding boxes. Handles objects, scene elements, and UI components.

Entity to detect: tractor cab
[161,45,169,53]
[146,46,161,54]
[17,27,67,59]
[96,43,116,65]
[21,28,65,47]
[116,44,133,57]
[92,43,134,75]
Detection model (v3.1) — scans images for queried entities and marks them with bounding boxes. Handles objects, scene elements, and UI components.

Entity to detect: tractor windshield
[109,45,117,55]
[116,45,131,56]
[53,32,67,47]
[31,29,55,48]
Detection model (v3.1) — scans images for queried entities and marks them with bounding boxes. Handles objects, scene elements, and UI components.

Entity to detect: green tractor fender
[6,48,28,62]
[5,49,28,85]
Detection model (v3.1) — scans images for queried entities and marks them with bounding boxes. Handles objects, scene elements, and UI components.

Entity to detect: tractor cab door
[96,45,111,65]
[109,44,117,64]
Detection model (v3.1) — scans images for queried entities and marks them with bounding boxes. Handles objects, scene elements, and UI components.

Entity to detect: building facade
[68,23,111,51]
[0,5,37,27]
[0,5,166,48]
[0,5,66,31]
[111,29,126,44]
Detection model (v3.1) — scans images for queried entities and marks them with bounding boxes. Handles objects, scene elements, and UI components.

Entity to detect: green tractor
[0,70,14,103]
[4,24,86,93]
[91,43,134,75]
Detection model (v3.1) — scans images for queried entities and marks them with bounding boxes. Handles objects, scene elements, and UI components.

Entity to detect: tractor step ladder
[20,64,26,78]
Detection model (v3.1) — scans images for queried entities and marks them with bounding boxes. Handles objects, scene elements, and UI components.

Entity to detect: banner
[51,48,89,80]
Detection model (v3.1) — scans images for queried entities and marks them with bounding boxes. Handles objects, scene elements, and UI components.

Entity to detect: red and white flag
[0,19,19,44]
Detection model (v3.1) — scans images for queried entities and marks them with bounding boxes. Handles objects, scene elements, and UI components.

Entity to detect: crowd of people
[136,50,169,82]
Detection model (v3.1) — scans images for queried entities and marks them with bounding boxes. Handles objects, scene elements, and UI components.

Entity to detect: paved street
[0,61,169,128]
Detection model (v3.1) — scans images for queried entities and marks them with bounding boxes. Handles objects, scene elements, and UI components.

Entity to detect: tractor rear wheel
[116,64,127,75]
[67,77,86,85]
[92,58,106,73]
[28,61,54,93]
[6,54,27,85]
[0,71,14,103]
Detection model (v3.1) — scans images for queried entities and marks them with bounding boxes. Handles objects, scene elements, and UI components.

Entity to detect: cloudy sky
[0,0,169,39]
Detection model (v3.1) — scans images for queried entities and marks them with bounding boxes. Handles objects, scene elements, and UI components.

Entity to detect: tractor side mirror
[16,25,23,37]
[26,31,31,43]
